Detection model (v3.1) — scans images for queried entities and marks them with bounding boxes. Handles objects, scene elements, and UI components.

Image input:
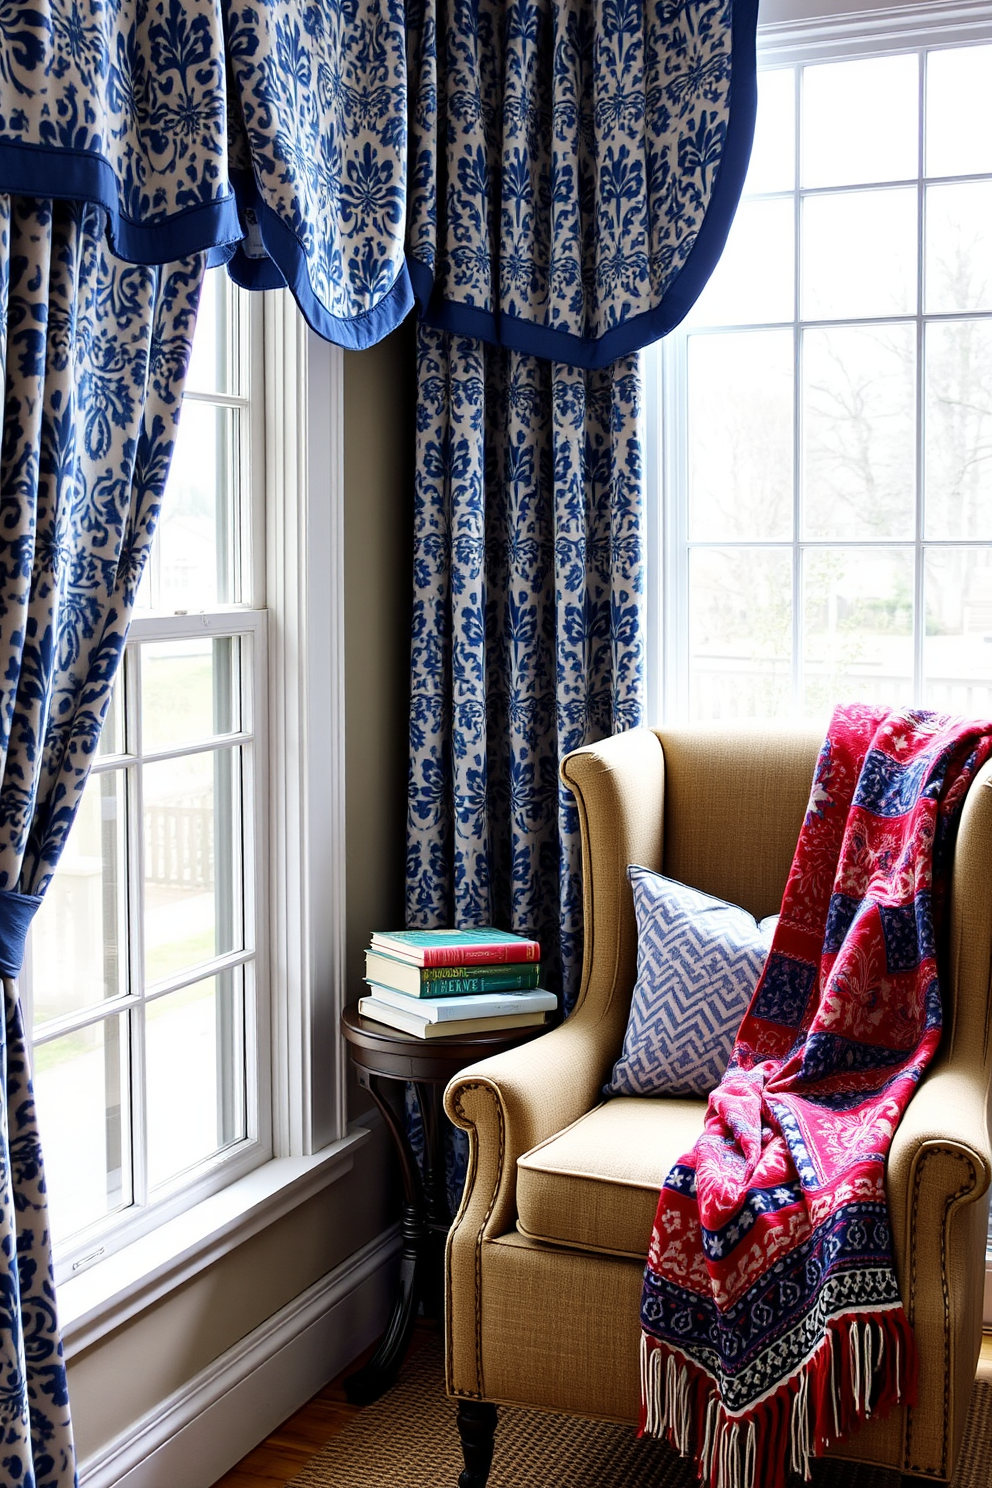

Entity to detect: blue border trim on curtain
[0,890,41,979]
[409,0,759,369]
[0,140,241,265]
[224,174,415,350]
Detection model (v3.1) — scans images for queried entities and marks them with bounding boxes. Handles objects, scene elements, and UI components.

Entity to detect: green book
[365,949,541,997]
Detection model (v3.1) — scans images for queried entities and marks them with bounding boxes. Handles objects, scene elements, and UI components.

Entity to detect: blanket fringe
[639,1309,917,1488]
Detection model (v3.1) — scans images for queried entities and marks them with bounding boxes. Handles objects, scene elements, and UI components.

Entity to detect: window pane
[802,547,914,713]
[33,1015,130,1246]
[686,198,794,327]
[925,320,992,540]
[926,45,992,180]
[145,970,246,1190]
[138,401,239,611]
[802,54,918,189]
[142,637,241,754]
[924,548,992,715]
[743,67,795,195]
[925,182,992,314]
[32,772,127,1024]
[184,268,233,396]
[802,188,917,321]
[687,330,793,541]
[144,748,243,985]
[688,548,792,719]
[802,324,916,540]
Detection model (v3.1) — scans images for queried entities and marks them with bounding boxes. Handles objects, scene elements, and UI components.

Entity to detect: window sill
[59,1123,372,1359]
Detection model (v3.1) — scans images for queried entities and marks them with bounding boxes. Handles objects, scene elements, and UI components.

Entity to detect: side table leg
[415,1080,452,1318]
[344,1073,427,1405]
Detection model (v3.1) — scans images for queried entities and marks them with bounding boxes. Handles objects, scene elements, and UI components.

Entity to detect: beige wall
[67,1120,397,1461]
[343,320,416,1023]
[66,320,414,1464]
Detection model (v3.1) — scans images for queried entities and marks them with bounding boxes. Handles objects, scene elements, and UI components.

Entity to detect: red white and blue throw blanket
[640,705,992,1488]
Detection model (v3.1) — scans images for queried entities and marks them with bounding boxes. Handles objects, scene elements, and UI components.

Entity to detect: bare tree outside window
[661,43,992,724]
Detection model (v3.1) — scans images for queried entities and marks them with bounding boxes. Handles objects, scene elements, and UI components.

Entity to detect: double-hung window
[648,8,992,728]
[25,271,271,1277]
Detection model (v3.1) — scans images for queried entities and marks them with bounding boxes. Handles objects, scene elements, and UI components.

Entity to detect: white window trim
[58,1133,368,1359]
[758,0,992,63]
[264,294,349,1157]
[56,290,353,1342]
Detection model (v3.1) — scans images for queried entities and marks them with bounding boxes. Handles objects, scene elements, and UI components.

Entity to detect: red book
[369,928,540,967]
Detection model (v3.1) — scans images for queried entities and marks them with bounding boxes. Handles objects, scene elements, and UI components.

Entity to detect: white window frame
[24,285,275,1277]
[38,607,273,1281]
[49,289,357,1351]
[645,0,992,1323]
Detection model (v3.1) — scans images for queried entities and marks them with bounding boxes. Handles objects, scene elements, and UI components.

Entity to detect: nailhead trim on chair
[448,1081,506,1402]
[904,1144,979,1480]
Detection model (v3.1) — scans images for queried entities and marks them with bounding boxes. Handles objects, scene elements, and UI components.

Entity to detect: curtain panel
[0,0,757,358]
[406,325,644,1008]
[0,196,203,1488]
[406,0,759,366]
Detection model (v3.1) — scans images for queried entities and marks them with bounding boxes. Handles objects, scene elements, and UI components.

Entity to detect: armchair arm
[444,1016,608,1241]
[887,1061,992,1268]
[443,1017,611,1398]
[885,1061,992,1478]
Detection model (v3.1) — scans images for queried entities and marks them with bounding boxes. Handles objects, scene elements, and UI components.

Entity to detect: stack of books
[358,928,556,1039]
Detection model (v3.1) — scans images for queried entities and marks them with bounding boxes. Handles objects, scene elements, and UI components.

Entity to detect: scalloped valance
[0,0,757,363]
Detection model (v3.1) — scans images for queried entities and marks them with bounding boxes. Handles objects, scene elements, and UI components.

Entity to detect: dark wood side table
[340,1001,547,1404]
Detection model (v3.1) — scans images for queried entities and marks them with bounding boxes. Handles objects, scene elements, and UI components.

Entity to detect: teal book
[365,949,541,998]
[369,927,540,967]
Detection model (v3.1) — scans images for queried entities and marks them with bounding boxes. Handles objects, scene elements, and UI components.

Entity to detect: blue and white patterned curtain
[406,0,759,365]
[0,196,203,1488]
[403,0,758,1001]
[406,327,644,1006]
[0,1,757,357]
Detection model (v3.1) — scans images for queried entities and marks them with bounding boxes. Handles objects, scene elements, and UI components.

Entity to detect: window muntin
[26,272,269,1271]
[655,40,992,724]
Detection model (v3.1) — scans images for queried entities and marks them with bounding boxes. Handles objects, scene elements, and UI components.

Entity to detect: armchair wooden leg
[456,1399,498,1488]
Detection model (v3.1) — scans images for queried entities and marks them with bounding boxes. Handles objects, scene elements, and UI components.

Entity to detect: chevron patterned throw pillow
[604,867,775,1099]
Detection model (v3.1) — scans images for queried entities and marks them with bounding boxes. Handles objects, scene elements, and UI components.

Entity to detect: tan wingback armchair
[443,725,992,1487]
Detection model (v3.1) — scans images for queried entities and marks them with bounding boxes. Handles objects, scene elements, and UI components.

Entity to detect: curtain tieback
[0,889,42,978]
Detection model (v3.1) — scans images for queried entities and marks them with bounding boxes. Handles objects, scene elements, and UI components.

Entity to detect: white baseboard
[78,1223,401,1488]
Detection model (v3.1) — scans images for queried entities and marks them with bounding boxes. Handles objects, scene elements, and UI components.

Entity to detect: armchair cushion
[516,1096,707,1257]
[604,866,774,1098]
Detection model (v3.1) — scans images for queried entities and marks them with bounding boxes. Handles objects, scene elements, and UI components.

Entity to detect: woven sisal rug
[288,1332,992,1488]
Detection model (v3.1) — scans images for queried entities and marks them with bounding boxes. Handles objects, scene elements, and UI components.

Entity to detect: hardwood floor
[213,1329,992,1487]
[979,1328,992,1384]
[212,1323,434,1488]
[210,1387,361,1488]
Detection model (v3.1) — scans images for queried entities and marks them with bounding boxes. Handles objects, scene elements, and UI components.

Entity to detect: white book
[358,996,548,1040]
[363,982,557,1022]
